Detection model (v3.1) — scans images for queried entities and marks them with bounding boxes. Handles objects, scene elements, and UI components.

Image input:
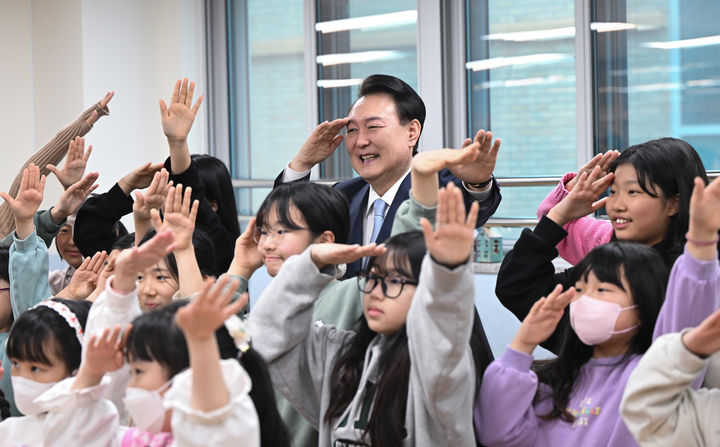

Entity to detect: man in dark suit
[275,74,501,278]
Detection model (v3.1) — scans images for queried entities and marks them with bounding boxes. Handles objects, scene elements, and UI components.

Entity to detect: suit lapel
[348,183,370,246]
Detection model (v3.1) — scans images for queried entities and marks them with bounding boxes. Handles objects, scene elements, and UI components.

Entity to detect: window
[466,0,577,219]
[593,0,720,170]
[227,0,308,215]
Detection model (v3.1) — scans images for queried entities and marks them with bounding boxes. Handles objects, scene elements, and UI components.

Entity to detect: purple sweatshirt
[475,247,720,447]
[537,173,613,265]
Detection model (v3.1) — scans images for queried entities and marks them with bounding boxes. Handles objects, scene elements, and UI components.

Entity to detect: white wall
[1,0,207,230]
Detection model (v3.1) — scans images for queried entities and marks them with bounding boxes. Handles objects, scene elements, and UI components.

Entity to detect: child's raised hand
[151,184,199,252]
[449,129,500,186]
[88,252,118,302]
[52,171,100,224]
[46,136,93,190]
[133,169,171,222]
[565,150,620,191]
[73,325,130,391]
[0,163,46,222]
[547,165,614,226]
[113,229,176,293]
[175,276,245,341]
[58,250,107,299]
[510,284,575,354]
[118,161,165,195]
[86,325,130,374]
[160,78,204,143]
[227,217,264,278]
[682,308,720,357]
[420,182,479,267]
[689,176,720,240]
[310,242,387,269]
[411,142,482,176]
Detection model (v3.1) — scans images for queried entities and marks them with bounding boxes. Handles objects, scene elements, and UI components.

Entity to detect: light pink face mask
[569,294,638,346]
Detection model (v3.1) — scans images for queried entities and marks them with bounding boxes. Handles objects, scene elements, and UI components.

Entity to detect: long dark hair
[127,300,290,447]
[191,154,240,238]
[533,241,667,421]
[609,138,708,267]
[6,298,92,375]
[256,182,350,244]
[0,389,9,420]
[139,228,218,280]
[324,231,492,446]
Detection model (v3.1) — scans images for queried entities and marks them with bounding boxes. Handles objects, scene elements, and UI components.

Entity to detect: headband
[32,300,84,346]
[224,315,251,355]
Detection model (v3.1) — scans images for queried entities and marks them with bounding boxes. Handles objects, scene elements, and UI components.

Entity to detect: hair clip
[224,314,251,355]
[32,300,84,345]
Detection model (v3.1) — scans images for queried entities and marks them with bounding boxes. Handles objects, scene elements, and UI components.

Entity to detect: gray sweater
[247,247,477,446]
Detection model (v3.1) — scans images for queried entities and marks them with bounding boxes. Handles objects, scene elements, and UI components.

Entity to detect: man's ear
[407,119,421,149]
[314,230,335,244]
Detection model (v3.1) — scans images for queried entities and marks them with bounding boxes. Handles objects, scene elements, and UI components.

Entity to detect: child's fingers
[171,79,181,103]
[189,199,199,225]
[0,192,13,205]
[181,186,193,215]
[105,325,123,346]
[83,145,93,162]
[691,177,706,208]
[544,284,565,301]
[173,184,183,213]
[590,197,609,212]
[78,255,92,272]
[451,183,466,224]
[526,297,547,319]
[179,78,189,103]
[191,95,204,115]
[19,167,29,193]
[465,201,480,228]
[187,81,196,107]
[118,324,133,350]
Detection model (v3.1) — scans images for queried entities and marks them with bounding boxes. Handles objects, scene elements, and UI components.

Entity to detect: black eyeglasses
[357,270,418,298]
[252,226,308,244]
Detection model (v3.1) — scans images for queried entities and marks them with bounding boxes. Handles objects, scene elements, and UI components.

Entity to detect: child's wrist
[109,273,136,294]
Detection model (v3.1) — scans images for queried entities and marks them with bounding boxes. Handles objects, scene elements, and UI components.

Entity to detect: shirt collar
[365,168,410,218]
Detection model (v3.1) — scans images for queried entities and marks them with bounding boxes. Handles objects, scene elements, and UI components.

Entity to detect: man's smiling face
[344,93,420,195]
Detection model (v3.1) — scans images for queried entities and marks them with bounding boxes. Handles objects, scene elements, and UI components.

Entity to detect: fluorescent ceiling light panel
[316,50,403,66]
[645,34,720,49]
[315,10,417,34]
[317,79,364,88]
[484,27,575,42]
[591,22,638,32]
[466,53,572,71]
[483,23,638,42]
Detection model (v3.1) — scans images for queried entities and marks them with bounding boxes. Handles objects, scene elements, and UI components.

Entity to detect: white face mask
[12,376,57,415]
[123,381,171,433]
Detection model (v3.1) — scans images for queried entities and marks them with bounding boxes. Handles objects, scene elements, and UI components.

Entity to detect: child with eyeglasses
[247,176,494,446]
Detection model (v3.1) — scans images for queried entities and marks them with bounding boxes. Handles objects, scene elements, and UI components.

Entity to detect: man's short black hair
[356,74,426,154]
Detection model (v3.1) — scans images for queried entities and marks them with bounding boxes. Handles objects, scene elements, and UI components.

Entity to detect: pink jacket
[537,172,613,265]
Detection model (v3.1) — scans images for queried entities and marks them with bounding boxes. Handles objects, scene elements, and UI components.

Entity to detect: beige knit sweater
[0,102,109,238]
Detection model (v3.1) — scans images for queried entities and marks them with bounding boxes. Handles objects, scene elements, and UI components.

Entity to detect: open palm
[160,78,203,143]
[421,182,479,266]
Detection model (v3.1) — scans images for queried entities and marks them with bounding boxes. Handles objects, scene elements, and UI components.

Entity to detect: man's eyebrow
[347,116,386,125]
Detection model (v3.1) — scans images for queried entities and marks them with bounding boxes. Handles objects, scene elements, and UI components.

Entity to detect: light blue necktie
[370,198,387,244]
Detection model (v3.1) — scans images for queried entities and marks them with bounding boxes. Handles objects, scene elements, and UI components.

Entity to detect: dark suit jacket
[274,169,502,278]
